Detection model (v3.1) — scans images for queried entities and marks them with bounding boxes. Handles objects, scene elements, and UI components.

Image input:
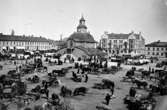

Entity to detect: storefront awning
[9,46,14,49]
[2,47,6,49]
[16,46,25,49]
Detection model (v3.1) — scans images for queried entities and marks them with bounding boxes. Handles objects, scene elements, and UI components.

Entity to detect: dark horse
[102,79,115,89]
[73,87,88,96]
[60,86,72,97]
[31,85,49,97]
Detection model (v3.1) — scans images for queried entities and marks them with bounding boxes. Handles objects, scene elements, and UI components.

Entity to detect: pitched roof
[107,33,145,40]
[107,33,130,39]
[80,16,85,21]
[77,24,87,29]
[145,41,167,47]
[68,32,96,43]
[0,34,50,42]
[55,41,67,46]
[75,46,107,57]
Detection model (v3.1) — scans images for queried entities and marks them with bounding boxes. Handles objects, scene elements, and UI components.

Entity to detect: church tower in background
[77,15,87,33]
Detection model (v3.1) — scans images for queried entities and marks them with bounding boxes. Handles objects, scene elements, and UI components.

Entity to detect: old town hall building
[67,16,97,49]
[56,16,105,59]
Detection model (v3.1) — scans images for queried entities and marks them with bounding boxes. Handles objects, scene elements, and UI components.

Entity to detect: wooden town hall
[57,16,106,59]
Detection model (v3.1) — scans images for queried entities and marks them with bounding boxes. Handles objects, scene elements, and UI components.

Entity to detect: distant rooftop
[145,41,167,47]
[68,32,96,43]
[76,46,107,56]
[107,32,144,40]
[107,33,130,39]
[0,33,54,42]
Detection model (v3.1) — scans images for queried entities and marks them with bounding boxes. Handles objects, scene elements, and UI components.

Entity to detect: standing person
[105,93,111,105]
[64,58,66,63]
[25,59,28,64]
[149,66,151,73]
[152,68,154,73]
[77,68,80,73]
[85,74,88,83]
[110,86,114,96]
[129,87,136,97]
[81,69,85,74]
[45,89,49,98]
[44,82,48,90]
[14,60,16,65]
[0,83,3,99]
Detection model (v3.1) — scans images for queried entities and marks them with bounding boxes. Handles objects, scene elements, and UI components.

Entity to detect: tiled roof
[77,24,87,29]
[68,32,96,43]
[0,34,50,42]
[107,33,130,39]
[75,46,107,57]
[145,41,167,47]
[55,41,67,46]
[80,16,85,21]
[107,33,144,40]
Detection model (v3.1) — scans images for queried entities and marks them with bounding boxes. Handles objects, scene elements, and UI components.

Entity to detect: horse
[73,87,88,96]
[102,79,115,89]
[27,75,40,83]
[72,72,82,82]
[31,85,41,93]
[42,78,59,87]
[52,69,66,77]
[42,102,52,110]
[31,85,49,97]
[141,71,151,79]
[60,86,72,97]
[132,78,148,89]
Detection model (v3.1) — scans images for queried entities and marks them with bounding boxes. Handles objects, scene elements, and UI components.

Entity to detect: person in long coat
[85,74,88,83]
[105,93,111,105]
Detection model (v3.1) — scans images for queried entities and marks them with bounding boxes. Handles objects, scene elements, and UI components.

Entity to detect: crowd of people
[0,52,166,110]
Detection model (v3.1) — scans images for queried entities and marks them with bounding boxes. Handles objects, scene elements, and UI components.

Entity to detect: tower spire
[81,13,84,19]
[77,14,87,33]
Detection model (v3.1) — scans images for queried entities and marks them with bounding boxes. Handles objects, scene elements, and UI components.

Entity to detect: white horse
[42,102,52,110]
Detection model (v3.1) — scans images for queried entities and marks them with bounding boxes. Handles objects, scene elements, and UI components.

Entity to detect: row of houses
[0,33,65,52]
[0,31,166,59]
[0,16,166,59]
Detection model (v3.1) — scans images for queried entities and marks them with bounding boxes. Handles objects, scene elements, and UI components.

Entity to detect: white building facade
[99,31,145,56]
[145,41,167,59]
[0,33,57,51]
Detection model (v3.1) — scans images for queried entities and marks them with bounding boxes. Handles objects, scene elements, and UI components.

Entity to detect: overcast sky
[0,0,167,43]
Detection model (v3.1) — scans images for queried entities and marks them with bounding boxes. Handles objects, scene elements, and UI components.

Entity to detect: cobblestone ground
[0,60,162,110]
